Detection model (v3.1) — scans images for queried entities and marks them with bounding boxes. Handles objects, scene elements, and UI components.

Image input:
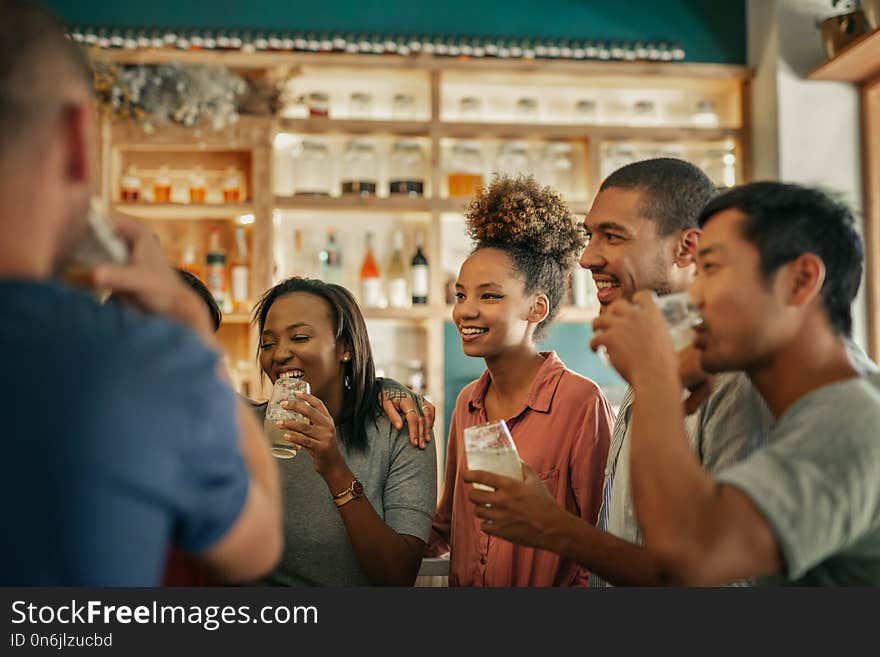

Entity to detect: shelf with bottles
[278,66,431,122]
[600,138,742,190]
[440,70,743,129]
[273,211,434,312]
[273,133,433,199]
[440,137,592,202]
[113,150,251,205]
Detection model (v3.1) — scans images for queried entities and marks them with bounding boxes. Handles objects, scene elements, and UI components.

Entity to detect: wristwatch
[332,479,365,508]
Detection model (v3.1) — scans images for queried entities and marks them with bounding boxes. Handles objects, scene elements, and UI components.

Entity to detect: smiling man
[594,182,880,585]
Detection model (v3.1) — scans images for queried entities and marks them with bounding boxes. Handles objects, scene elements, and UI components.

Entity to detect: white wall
[747,0,869,352]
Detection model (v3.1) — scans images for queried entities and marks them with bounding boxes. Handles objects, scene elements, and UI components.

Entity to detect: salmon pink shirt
[429,352,614,586]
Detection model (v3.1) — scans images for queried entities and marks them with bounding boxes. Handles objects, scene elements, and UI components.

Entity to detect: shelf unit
[96,48,751,457]
[807,29,880,361]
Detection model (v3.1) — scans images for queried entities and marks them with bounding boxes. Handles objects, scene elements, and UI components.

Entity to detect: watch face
[352,480,364,497]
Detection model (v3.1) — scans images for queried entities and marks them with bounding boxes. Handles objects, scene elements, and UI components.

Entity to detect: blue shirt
[0,281,248,585]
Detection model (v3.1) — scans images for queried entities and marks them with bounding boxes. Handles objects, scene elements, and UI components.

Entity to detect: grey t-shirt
[717,372,880,586]
[253,403,437,586]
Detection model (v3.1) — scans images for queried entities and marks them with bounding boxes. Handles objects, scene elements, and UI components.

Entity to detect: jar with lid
[458,96,482,121]
[389,140,426,197]
[515,97,539,121]
[541,142,574,198]
[631,99,659,126]
[294,140,333,196]
[305,91,330,118]
[348,92,373,119]
[692,98,719,127]
[120,166,142,202]
[573,98,598,123]
[392,93,417,120]
[189,166,207,203]
[495,142,532,178]
[152,166,171,203]
[341,139,378,196]
[601,143,641,181]
[447,141,484,197]
[222,168,243,203]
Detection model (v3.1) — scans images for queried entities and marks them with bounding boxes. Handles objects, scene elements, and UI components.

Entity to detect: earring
[342,354,350,362]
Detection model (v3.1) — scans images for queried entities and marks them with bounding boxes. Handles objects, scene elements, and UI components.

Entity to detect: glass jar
[341,139,378,196]
[495,141,532,178]
[348,92,373,119]
[392,93,417,119]
[294,140,333,196]
[120,167,141,202]
[188,166,206,203]
[305,91,330,118]
[458,96,482,121]
[631,99,659,126]
[389,140,426,197]
[601,143,640,181]
[152,166,171,203]
[515,97,539,121]
[222,168,243,203]
[447,141,484,197]
[692,98,719,127]
[542,142,574,197]
[573,98,598,123]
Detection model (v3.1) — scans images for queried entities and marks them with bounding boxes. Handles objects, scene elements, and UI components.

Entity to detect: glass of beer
[653,291,702,351]
[264,374,310,460]
[463,419,523,491]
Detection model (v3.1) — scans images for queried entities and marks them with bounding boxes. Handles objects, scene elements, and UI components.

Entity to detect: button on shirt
[428,352,614,586]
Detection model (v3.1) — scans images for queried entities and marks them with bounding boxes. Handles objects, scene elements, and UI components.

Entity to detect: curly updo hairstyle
[465,175,586,341]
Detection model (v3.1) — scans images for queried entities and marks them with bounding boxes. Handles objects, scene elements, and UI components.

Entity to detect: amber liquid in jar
[448,173,483,197]
[120,188,140,202]
[223,187,241,203]
[189,187,206,203]
[153,182,171,203]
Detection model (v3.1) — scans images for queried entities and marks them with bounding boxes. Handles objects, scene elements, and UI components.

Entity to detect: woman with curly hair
[428,175,614,586]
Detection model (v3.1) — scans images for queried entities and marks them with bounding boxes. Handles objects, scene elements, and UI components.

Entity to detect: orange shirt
[429,352,614,586]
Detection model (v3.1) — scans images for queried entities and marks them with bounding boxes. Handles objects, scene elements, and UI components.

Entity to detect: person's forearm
[628,369,715,567]
[236,397,281,520]
[542,505,668,586]
[323,463,424,586]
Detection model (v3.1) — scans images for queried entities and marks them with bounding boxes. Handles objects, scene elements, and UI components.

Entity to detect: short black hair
[600,158,717,236]
[0,0,93,155]
[176,269,222,332]
[698,182,863,337]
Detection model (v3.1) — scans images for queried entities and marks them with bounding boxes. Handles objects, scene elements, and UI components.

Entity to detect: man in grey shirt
[594,182,880,585]
[461,161,875,586]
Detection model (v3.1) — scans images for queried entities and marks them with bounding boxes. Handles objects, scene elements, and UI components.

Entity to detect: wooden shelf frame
[97,48,752,453]
[808,29,880,85]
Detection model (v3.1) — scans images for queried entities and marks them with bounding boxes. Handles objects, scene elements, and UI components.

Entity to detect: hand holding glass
[265,375,310,460]
[464,420,523,491]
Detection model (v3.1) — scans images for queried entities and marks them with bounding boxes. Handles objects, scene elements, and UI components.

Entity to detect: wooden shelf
[444,304,597,323]
[436,122,739,142]
[113,202,254,220]
[278,118,431,136]
[808,29,880,84]
[273,196,589,214]
[274,195,433,212]
[362,305,443,321]
[222,313,253,325]
[97,48,750,80]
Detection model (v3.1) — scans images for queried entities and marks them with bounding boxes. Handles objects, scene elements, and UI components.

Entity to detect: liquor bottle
[387,230,408,309]
[289,229,312,279]
[319,229,343,286]
[179,242,201,280]
[359,232,383,308]
[230,226,250,312]
[410,231,429,305]
[205,228,229,313]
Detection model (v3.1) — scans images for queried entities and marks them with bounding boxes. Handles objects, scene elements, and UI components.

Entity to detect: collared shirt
[429,352,614,586]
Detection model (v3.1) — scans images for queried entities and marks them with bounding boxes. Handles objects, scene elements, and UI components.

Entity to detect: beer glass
[463,419,522,491]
